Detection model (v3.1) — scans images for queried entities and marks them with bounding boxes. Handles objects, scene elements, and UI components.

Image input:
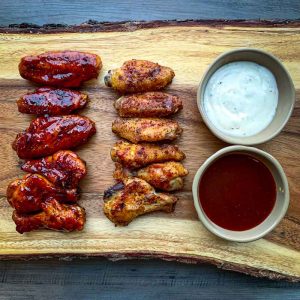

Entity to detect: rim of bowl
[192,145,290,242]
[197,48,296,145]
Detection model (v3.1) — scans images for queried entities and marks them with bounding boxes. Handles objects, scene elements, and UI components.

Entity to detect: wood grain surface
[0,22,299,281]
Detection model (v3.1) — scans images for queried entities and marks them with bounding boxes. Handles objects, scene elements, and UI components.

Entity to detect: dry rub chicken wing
[19,51,102,87]
[21,150,87,189]
[114,92,183,117]
[17,87,88,115]
[114,161,188,191]
[12,115,96,159]
[103,178,177,226]
[13,198,86,234]
[104,59,175,94]
[7,174,79,214]
[111,140,185,169]
[112,118,182,143]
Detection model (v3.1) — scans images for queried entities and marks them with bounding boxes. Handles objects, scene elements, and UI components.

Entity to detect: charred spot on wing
[103,182,124,200]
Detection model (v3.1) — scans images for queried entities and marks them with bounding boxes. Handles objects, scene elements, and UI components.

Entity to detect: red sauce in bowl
[199,153,276,231]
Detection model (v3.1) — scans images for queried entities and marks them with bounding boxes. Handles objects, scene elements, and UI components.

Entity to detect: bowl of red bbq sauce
[192,146,289,242]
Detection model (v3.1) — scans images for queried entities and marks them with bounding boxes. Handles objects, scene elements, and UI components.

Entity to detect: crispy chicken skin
[13,198,86,234]
[111,140,186,169]
[17,87,88,115]
[103,178,177,226]
[114,161,188,191]
[12,115,96,159]
[114,92,183,117]
[21,150,87,189]
[6,174,79,214]
[112,118,182,143]
[19,51,102,87]
[104,60,175,94]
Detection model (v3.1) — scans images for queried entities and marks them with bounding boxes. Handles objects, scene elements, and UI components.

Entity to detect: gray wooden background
[0,1,300,299]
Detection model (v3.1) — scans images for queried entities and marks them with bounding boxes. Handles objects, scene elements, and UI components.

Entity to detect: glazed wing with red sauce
[21,150,86,189]
[19,51,102,87]
[12,115,96,159]
[6,174,79,214]
[17,87,88,115]
[13,198,86,234]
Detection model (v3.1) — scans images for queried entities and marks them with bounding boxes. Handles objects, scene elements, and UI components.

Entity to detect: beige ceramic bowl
[192,146,289,242]
[197,48,295,145]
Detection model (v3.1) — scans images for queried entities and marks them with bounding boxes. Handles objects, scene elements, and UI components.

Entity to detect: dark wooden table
[0,1,300,299]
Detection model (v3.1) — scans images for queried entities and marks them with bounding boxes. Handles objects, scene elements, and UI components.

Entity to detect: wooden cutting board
[0,21,299,281]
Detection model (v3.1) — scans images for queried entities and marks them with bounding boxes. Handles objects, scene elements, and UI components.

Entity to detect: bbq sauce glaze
[199,153,276,231]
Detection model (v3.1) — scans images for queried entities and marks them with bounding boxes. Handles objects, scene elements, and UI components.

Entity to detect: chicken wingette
[113,161,188,192]
[114,92,183,117]
[13,198,86,234]
[112,118,182,143]
[104,59,175,94]
[103,178,178,226]
[111,140,185,169]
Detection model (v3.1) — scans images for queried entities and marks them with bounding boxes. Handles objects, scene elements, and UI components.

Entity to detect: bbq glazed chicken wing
[103,178,178,226]
[7,174,79,214]
[114,92,183,117]
[17,87,88,115]
[21,150,87,189]
[114,161,188,192]
[112,118,182,143]
[104,60,175,94]
[12,115,96,159]
[13,198,86,234]
[19,51,102,87]
[111,140,186,169]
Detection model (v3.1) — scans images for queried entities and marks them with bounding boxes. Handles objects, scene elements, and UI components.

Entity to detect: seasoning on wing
[104,59,175,94]
[6,174,79,214]
[111,140,185,169]
[112,118,183,143]
[12,115,96,159]
[12,198,86,234]
[19,51,102,87]
[114,92,183,117]
[114,161,188,192]
[21,150,87,189]
[103,178,178,226]
[17,87,88,115]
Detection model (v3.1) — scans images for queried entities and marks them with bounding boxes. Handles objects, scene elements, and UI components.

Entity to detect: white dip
[203,61,278,137]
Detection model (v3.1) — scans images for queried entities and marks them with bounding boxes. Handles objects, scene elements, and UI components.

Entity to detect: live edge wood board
[0,21,299,282]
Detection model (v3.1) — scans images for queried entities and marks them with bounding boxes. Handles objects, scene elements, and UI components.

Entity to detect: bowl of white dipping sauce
[197,48,295,145]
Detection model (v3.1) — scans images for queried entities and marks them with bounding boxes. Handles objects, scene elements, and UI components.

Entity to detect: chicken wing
[103,178,177,226]
[19,51,102,87]
[104,59,175,94]
[111,140,185,169]
[114,161,188,191]
[12,115,96,159]
[21,150,87,189]
[17,87,88,115]
[114,92,183,117]
[7,174,79,214]
[112,118,182,143]
[12,198,86,234]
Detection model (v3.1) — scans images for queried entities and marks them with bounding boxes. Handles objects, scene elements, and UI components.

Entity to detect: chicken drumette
[103,178,178,226]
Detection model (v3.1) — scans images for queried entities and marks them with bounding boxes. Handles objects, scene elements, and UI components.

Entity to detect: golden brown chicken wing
[19,51,102,87]
[12,115,96,159]
[103,178,177,226]
[12,198,86,234]
[7,174,79,214]
[112,118,182,143]
[17,87,88,115]
[21,150,87,189]
[114,161,188,191]
[104,59,175,94]
[111,140,185,169]
[114,92,183,117]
